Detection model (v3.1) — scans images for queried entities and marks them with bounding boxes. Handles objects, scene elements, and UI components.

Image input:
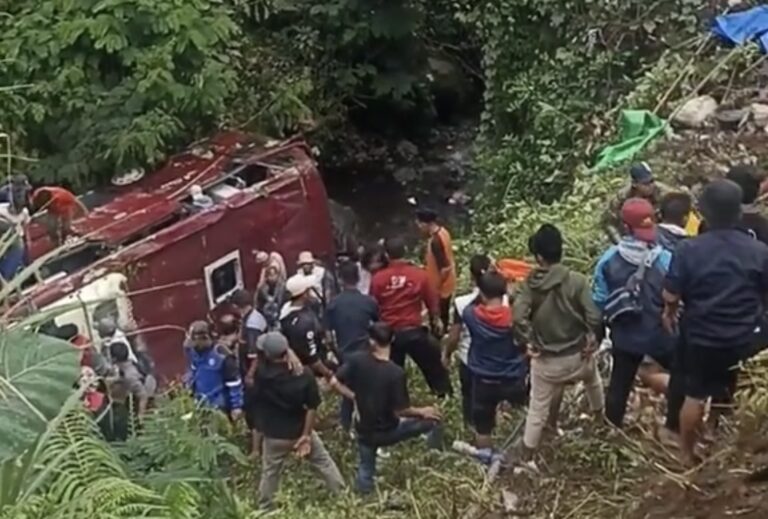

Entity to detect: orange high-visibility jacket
[425,227,456,299]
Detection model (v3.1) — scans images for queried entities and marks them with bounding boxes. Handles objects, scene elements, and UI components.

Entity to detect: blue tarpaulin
[712,5,768,52]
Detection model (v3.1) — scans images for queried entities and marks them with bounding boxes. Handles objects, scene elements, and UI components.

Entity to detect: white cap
[190,184,203,197]
[286,275,314,298]
[297,251,315,265]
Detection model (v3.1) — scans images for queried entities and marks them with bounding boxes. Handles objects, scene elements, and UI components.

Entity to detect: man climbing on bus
[31,185,89,245]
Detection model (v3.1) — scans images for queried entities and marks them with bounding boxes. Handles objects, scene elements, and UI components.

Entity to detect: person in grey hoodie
[514,224,604,454]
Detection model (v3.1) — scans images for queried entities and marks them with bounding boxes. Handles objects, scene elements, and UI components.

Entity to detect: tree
[0,0,239,187]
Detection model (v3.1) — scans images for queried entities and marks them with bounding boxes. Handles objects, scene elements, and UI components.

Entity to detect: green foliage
[119,390,247,482]
[0,0,240,187]
[1,0,476,183]
[461,170,622,274]
[0,329,79,462]
[459,0,718,204]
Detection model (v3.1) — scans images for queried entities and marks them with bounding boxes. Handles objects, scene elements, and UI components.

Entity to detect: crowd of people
[64,160,768,507]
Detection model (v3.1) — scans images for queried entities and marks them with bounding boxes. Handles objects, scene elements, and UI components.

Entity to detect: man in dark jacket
[658,192,692,252]
[514,224,604,453]
[254,332,344,508]
[184,320,243,421]
[462,271,528,455]
[663,179,768,466]
[325,260,379,431]
[592,198,674,428]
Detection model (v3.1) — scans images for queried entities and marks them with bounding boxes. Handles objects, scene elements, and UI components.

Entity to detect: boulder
[751,103,768,128]
[673,95,718,128]
[395,140,419,160]
[715,108,749,130]
[393,166,418,184]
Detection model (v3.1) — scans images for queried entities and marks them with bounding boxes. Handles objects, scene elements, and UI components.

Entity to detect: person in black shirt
[330,322,443,494]
[699,165,768,245]
[325,261,379,432]
[663,179,768,466]
[280,276,334,380]
[254,332,344,508]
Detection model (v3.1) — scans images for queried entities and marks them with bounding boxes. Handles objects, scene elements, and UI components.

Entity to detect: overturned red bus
[17,131,335,380]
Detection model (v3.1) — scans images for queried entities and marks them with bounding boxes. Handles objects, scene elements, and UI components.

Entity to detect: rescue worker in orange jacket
[416,207,456,333]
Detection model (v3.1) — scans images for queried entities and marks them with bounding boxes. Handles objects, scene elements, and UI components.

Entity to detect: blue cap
[629,162,653,184]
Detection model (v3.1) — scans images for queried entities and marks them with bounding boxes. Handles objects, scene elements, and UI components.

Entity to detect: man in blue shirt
[663,179,768,466]
[325,260,379,431]
[184,320,244,421]
[592,198,674,428]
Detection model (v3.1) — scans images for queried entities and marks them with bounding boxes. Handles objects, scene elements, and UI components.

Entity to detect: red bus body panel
[22,133,334,380]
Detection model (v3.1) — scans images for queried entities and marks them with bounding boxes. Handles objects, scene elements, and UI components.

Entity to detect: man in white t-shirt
[97,317,137,363]
[287,251,333,307]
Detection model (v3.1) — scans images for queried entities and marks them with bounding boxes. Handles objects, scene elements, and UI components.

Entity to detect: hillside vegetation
[3,1,768,518]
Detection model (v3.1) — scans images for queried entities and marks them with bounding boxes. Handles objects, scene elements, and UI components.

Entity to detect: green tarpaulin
[592,110,667,171]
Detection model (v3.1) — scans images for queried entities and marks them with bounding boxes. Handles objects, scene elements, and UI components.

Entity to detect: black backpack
[603,247,661,324]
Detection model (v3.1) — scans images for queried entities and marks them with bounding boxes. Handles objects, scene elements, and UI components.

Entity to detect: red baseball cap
[621,197,656,243]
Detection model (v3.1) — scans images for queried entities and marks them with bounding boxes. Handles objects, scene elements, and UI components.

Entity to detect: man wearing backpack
[514,224,604,454]
[592,198,675,428]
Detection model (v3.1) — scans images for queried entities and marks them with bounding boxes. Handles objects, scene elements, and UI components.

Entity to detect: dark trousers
[340,397,354,432]
[665,340,686,432]
[439,297,452,330]
[392,327,452,397]
[606,348,671,428]
[458,361,473,426]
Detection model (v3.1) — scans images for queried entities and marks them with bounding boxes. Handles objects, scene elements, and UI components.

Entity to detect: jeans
[259,432,344,508]
[355,418,443,494]
[391,327,452,397]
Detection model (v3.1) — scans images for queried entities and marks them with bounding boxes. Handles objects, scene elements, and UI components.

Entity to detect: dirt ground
[483,364,768,519]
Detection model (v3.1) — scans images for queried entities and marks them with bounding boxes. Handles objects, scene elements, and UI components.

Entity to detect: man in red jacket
[370,237,452,397]
[32,186,89,245]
